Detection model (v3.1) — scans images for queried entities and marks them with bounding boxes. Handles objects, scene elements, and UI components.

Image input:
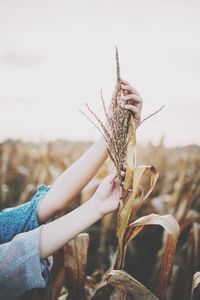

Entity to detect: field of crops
[0,139,200,300]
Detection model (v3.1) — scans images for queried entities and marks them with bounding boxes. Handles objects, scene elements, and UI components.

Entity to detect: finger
[123,104,140,115]
[120,170,126,182]
[121,83,139,95]
[121,94,143,105]
[121,97,142,111]
[120,78,129,85]
[120,79,137,90]
[122,165,127,171]
[105,171,118,183]
[120,170,126,176]
[114,177,120,186]
[113,179,121,194]
[120,102,139,113]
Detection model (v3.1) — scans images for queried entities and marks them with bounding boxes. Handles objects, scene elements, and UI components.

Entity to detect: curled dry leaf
[127,214,180,300]
[107,270,158,300]
[116,165,159,270]
[192,222,200,270]
[64,233,89,300]
[191,272,200,300]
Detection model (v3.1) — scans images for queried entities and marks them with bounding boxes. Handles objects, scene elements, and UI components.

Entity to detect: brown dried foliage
[1,49,199,300]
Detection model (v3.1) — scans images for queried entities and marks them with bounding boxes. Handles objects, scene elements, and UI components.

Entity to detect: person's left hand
[120,79,143,127]
[108,79,143,127]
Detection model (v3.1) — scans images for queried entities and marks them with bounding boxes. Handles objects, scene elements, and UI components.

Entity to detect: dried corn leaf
[51,248,66,300]
[116,165,159,270]
[126,116,137,169]
[192,222,200,270]
[131,166,159,217]
[107,270,158,300]
[171,159,188,208]
[117,165,159,241]
[127,214,180,299]
[118,166,158,234]
[123,166,133,191]
[191,272,200,300]
[64,233,89,300]
[174,185,195,223]
[97,212,115,268]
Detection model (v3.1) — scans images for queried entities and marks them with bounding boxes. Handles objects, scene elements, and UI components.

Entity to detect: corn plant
[82,48,180,300]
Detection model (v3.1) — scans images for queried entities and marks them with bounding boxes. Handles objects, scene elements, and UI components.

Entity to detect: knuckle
[126,95,132,100]
[134,107,139,113]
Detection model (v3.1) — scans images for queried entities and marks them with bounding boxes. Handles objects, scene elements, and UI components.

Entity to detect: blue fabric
[0,227,49,300]
[0,185,50,244]
[0,185,53,299]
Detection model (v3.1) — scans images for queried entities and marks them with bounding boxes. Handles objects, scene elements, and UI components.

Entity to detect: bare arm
[40,195,101,259]
[38,81,143,224]
[40,173,120,259]
[38,136,108,223]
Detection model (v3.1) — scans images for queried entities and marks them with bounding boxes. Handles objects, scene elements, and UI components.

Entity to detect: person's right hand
[94,172,120,216]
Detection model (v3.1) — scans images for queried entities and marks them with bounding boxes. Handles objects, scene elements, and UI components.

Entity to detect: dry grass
[80,48,179,300]
[0,49,199,299]
[0,139,200,299]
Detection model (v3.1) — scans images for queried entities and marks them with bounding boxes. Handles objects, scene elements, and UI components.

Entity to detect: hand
[94,172,120,216]
[108,79,143,127]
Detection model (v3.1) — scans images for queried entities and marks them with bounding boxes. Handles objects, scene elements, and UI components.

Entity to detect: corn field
[0,138,200,300]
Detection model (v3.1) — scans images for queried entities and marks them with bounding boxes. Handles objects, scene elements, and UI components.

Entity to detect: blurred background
[0,0,199,146]
[0,1,200,300]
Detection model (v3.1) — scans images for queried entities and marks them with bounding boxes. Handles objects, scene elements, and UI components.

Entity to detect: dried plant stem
[79,109,109,145]
[79,48,133,184]
[100,89,112,130]
[84,103,113,143]
[116,46,120,82]
[138,105,165,128]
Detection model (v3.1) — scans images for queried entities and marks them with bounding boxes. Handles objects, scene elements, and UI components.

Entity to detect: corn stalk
[81,48,180,300]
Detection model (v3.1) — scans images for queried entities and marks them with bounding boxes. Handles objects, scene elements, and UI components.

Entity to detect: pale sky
[0,0,199,146]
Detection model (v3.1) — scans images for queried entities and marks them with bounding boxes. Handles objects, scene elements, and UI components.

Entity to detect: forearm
[38,136,108,223]
[40,196,101,259]
[51,136,108,202]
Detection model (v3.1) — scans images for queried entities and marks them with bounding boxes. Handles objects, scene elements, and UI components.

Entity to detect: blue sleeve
[0,226,52,300]
[0,185,51,244]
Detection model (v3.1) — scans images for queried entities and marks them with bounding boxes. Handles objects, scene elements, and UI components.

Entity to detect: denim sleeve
[0,185,51,244]
[0,226,50,300]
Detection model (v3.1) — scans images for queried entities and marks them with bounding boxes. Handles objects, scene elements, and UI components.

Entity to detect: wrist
[88,195,104,219]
